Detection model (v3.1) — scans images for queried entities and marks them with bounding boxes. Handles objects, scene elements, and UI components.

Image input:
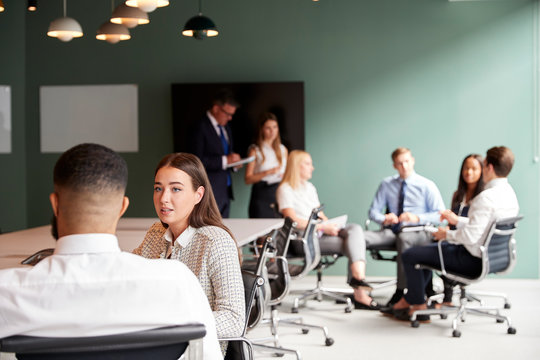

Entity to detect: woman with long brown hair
[133,152,245,355]
[245,112,288,218]
[437,153,484,305]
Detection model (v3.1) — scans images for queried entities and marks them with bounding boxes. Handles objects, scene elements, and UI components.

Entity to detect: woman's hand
[440,209,458,226]
[265,166,281,176]
[433,226,449,241]
[320,222,339,236]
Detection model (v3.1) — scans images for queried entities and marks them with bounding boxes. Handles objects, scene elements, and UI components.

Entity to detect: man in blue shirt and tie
[366,147,445,307]
[192,89,242,218]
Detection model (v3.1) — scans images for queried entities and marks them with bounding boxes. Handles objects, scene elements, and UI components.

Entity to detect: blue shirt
[368,171,445,225]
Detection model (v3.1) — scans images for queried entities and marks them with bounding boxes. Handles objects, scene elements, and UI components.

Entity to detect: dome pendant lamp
[97,0,131,43]
[47,0,83,42]
[125,0,168,13]
[111,3,149,29]
[182,0,218,40]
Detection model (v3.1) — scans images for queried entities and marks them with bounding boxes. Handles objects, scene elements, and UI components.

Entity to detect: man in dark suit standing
[192,90,242,218]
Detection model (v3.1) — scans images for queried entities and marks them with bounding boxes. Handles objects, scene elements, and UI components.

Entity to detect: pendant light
[110,3,149,28]
[96,22,131,43]
[0,0,4,12]
[125,0,168,13]
[47,0,83,42]
[97,0,131,43]
[182,0,218,40]
[28,0,37,12]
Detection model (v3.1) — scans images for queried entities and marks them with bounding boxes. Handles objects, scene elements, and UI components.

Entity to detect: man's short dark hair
[212,88,239,108]
[486,146,514,177]
[54,143,128,193]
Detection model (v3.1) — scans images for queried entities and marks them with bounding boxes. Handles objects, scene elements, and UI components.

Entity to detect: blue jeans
[402,242,482,305]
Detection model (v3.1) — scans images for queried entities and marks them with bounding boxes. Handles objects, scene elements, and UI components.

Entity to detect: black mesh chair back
[266,217,296,304]
[223,271,264,360]
[288,205,324,278]
[481,215,523,277]
[0,324,205,360]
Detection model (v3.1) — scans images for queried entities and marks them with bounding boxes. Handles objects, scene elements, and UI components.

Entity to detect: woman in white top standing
[245,112,288,218]
[276,150,378,310]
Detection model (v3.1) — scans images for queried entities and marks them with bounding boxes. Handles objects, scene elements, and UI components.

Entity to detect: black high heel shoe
[348,277,373,289]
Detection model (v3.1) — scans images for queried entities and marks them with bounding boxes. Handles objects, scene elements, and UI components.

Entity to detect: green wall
[1,0,538,278]
[0,0,26,233]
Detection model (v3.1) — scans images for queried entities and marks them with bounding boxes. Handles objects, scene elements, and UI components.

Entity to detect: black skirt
[248,181,280,218]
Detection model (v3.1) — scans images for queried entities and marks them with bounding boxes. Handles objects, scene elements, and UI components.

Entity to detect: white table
[0,218,283,269]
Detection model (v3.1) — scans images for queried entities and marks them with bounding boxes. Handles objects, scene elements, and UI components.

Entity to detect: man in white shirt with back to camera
[0,143,222,360]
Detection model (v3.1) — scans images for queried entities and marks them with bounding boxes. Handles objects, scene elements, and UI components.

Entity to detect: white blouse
[251,143,287,185]
[276,181,321,220]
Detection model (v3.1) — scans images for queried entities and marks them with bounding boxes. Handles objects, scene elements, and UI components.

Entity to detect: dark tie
[218,126,230,155]
[398,180,405,216]
[392,180,406,234]
[218,126,231,186]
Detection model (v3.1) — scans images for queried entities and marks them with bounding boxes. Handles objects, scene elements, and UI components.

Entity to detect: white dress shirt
[0,233,222,360]
[446,178,519,258]
[207,111,228,170]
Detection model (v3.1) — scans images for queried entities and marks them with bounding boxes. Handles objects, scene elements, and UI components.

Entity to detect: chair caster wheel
[440,314,448,320]
[411,320,419,328]
[496,319,504,323]
[345,307,352,313]
[508,327,517,335]
[291,307,298,314]
[504,303,511,309]
[275,353,285,357]
[452,330,461,338]
[325,338,334,346]
[301,328,309,334]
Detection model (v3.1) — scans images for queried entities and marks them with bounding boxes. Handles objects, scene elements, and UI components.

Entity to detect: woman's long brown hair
[155,153,241,260]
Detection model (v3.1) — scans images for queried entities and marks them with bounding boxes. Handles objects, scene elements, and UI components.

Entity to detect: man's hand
[440,209,458,226]
[383,213,399,225]
[398,212,419,223]
[226,153,242,169]
[433,226,449,241]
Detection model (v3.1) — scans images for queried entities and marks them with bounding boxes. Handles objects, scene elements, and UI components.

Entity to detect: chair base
[250,307,333,359]
[410,286,516,337]
[291,281,354,314]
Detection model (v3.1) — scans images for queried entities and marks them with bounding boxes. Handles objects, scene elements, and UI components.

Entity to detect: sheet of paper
[322,215,348,229]
[226,156,255,168]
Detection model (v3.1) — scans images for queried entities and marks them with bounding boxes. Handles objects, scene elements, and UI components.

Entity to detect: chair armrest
[437,239,448,276]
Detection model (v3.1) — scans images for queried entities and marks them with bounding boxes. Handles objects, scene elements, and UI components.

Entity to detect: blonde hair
[256,112,283,166]
[280,150,310,189]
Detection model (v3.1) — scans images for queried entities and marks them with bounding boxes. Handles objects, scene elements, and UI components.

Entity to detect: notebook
[322,215,348,229]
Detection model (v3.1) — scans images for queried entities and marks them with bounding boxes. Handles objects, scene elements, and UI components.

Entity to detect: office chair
[221,270,265,360]
[409,216,523,337]
[248,218,333,359]
[0,324,206,360]
[287,205,354,314]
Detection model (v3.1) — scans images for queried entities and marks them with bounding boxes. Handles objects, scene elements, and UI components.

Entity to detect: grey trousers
[364,229,432,290]
[319,223,366,284]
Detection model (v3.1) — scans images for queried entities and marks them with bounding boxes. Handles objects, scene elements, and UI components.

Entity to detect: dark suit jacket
[191,115,234,210]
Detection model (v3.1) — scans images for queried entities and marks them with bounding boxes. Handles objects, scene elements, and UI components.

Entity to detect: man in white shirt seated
[389,146,519,321]
[0,143,222,360]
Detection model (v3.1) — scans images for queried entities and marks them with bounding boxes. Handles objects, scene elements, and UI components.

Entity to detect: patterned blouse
[133,223,245,354]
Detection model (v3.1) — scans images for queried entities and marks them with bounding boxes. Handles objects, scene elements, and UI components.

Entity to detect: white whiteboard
[0,85,11,154]
[40,84,138,153]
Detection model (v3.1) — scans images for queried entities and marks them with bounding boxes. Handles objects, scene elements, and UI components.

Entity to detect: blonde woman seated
[133,153,245,355]
[276,150,378,310]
